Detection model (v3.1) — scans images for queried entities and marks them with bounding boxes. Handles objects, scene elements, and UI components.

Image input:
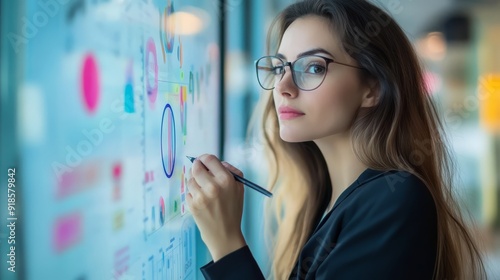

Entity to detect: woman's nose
[274,69,298,98]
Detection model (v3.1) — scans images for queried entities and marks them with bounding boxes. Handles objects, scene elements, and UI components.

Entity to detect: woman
[186,0,486,279]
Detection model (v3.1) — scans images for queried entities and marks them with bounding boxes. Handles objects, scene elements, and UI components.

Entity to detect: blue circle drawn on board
[160,103,176,178]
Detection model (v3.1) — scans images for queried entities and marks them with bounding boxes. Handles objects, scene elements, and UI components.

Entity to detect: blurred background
[1,0,500,279]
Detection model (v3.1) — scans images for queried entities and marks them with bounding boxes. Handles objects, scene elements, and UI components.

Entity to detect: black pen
[186,156,273,198]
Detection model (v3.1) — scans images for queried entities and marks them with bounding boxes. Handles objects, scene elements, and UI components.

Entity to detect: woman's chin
[279,132,309,143]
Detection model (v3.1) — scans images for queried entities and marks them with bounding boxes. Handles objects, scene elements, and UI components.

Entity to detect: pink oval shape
[81,54,100,113]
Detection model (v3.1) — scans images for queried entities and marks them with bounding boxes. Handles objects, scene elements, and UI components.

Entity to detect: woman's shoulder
[348,169,436,217]
[358,169,431,197]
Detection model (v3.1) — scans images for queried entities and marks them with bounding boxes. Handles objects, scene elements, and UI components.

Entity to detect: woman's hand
[186,154,247,262]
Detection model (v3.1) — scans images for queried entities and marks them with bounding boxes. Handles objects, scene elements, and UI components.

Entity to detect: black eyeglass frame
[255,55,364,91]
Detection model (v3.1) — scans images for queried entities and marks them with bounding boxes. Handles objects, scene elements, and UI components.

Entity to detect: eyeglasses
[255,55,363,91]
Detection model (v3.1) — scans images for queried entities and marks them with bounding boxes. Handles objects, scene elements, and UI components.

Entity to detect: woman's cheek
[319,88,359,130]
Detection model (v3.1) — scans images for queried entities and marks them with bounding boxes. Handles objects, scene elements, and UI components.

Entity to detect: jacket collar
[311,168,391,234]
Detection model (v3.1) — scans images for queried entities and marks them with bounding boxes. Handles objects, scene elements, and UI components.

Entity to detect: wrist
[211,233,247,262]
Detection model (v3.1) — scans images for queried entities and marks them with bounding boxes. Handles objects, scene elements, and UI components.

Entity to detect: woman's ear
[360,79,380,108]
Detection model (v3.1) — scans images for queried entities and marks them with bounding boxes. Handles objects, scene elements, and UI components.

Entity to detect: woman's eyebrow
[276,48,335,60]
[298,48,335,58]
[276,53,287,60]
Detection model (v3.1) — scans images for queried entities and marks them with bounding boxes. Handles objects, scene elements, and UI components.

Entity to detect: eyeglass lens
[256,56,328,90]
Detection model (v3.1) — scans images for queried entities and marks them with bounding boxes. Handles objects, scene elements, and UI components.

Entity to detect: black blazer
[200,169,438,279]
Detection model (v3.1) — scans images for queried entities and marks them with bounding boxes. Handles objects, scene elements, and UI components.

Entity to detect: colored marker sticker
[56,163,100,199]
[81,54,100,114]
[124,60,135,113]
[161,103,176,178]
[113,162,122,201]
[112,163,122,180]
[53,212,82,253]
[113,210,124,231]
[145,38,158,104]
[144,170,154,183]
[114,246,130,278]
[159,197,165,225]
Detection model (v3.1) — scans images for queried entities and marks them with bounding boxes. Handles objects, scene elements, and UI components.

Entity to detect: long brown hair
[252,0,486,279]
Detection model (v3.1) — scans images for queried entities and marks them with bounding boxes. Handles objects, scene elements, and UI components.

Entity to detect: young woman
[185,0,486,279]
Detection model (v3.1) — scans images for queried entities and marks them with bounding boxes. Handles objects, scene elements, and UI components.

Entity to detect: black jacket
[200,169,437,279]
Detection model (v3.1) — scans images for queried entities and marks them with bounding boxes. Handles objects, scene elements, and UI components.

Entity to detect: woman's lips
[278,106,305,120]
[280,113,304,120]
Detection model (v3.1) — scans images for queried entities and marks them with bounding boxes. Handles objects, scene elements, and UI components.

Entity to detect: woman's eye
[272,66,284,75]
[305,64,325,74]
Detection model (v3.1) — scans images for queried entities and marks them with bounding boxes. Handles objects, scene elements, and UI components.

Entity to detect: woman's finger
[186,176,202,198]
[186,191,194,211]
[197,154,228,178]
[191,158,216,190]
[187,176,212,211]
[221,161,244,177]
[198,154,238,189]
[192,154,233,193]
